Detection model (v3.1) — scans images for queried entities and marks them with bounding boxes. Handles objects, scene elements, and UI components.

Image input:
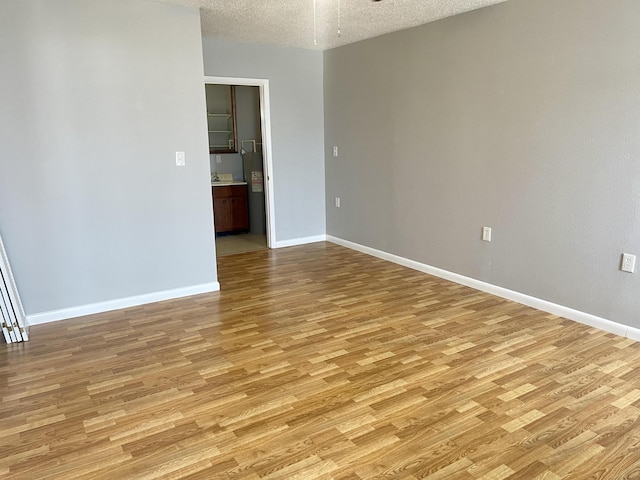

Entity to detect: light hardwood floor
[2,242,640,479]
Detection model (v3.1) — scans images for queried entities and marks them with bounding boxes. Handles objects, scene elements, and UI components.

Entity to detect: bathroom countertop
[211,181,248,187]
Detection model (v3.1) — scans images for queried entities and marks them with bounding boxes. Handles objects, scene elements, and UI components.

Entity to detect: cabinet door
[213,197,232,233]
[230,195,249,231]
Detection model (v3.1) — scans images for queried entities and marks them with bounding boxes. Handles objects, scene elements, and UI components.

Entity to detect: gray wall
[202,39,326,242]
[209,86,261,182]
[324,0,640,328]
[0,0,217,315]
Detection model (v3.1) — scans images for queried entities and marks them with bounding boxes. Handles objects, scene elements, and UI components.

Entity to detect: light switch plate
[175,151,185,166]
[482,226,492,242]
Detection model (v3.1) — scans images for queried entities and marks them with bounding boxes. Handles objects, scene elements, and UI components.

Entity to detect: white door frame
[204,76,276,248]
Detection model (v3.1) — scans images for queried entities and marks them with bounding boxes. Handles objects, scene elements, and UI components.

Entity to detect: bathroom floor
[215,233,267,257]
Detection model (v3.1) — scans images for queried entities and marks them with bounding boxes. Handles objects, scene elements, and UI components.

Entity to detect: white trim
[26,282,220,326]
[0,233,29,342]
[327,235,640,341]
[274,235,327,249]
[204,76,276,249]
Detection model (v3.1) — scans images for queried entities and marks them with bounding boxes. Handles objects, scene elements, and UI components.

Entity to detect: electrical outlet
[482,226,492,242]
[335,197,341,208]
[622,253,636,273]
[333,146,339,157]
[215,155,222,164]
[175,151,185,166]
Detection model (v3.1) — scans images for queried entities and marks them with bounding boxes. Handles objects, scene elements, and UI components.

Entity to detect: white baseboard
[26,282,220,326]
[326,235,640,341]
[274,235,327,249]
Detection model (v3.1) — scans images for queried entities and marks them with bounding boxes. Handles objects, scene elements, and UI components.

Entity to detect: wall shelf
[205,85,238,154]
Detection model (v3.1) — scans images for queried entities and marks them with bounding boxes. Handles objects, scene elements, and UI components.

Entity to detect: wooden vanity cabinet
[212,185,249,234]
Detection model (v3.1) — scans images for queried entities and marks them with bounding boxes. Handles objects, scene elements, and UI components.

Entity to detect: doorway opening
[204,76,276,257]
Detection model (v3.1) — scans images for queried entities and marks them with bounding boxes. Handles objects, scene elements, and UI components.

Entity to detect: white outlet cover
[622,253,636,273]
[482,226,492,242]
[176,151,185,166]
[333,146,339,157]
[335,197,341,208]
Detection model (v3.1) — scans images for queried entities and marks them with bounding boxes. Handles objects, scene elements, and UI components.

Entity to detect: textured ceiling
[157,0,510,50]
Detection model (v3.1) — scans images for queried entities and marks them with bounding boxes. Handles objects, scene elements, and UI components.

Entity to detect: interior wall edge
[326,235,640,342]
[26,282,220,326]
[273,235,328,249]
